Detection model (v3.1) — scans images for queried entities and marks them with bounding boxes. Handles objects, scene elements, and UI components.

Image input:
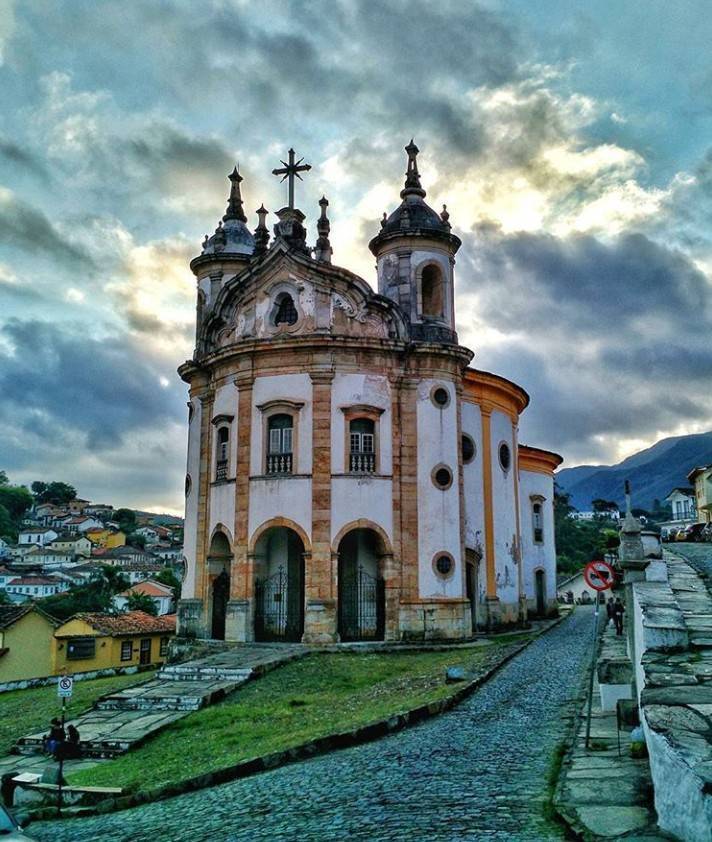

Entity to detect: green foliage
[125,591,158,616]
[0,473,32,541]
[126,532,146,549]
[31,480,77,505]
[38,564,130,621]
[0,590,10,605]
[592,498,619,512]
[115,508,137,533]
[155,566,181,601]
[0,471,8,486]
[555,485,616,577]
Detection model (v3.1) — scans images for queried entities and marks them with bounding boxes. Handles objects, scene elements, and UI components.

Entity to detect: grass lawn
[70,639,528,793]
[0,671,153,754]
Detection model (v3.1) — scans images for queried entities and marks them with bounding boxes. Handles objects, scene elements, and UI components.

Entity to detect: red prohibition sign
[584,559,615,592]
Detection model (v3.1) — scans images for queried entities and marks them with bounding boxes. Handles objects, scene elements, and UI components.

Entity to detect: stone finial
[441,204,451,228]
[380,212,387,229]
[273,206,309,254]
[213,219,226,252]
[400,139,426,199]
[314,196,332,263]
[253,204,270,255]
[223,166,247,223]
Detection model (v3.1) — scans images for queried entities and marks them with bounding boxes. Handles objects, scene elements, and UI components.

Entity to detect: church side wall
[416,379,463,600]
[519,469,557,613]
[490,409,519,622]
[181,397,201,600]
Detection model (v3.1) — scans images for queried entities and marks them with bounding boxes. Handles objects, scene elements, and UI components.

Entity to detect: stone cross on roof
[272,148,311,209]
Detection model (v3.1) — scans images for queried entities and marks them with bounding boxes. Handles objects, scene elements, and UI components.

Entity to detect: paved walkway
[30,609,593,841]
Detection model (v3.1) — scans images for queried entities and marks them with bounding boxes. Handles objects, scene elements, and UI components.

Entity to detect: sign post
[583,559,615,749]
[56,673,73,813]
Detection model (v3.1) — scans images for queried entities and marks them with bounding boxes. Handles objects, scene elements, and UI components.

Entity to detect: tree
[125,592,158,616]
[127,532,146,549]
[555,485,614,577]
[38,564,130,621]
[115,508,137,534]
[0,475,33,541]
[31,481,77,505]
[592,499,619,513]
[0,590,10,605]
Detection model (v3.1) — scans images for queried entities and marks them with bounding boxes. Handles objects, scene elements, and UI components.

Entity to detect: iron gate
[255,564,304,641]
[339,565,385,641]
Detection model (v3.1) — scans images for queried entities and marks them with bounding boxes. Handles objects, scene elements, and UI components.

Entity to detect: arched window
[421,264,443,318]
[532,501,543,543]
[274,293,298,326]
[216,427,229,481]
[267,414,294,474]
[349,418,376,473]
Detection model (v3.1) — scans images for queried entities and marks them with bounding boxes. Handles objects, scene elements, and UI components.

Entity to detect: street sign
[584,559,615,592]
[58,675,73,698]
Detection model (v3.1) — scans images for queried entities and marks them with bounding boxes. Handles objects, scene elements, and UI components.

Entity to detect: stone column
[227,373,254,641]
[303,368,337,643]
[480,403,500,629]
[618,482,650,674]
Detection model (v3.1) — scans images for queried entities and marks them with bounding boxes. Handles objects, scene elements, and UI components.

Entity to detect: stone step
[96,681,242,712]
[157,665,253,682]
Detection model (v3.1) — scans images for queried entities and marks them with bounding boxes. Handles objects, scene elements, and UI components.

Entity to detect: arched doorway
[337,528,385,641]
[535,569,546,617]
[208,531,232,640]
[254,526,305,641]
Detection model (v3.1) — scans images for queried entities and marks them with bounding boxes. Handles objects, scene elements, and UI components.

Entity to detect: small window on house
[274,293,298,326]
[216,427,229,481]
[349,418,376,473]
[267,413,294,474]
[532,502,544,543]
[120,640,133,661]
[421,264,444,318]
[67,637,96,660]
[160,637,169,657]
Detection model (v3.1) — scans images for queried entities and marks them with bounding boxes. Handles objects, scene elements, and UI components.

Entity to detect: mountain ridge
[556,431,712,511]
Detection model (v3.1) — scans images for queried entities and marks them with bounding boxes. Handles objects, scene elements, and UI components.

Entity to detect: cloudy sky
[1,0,712,513]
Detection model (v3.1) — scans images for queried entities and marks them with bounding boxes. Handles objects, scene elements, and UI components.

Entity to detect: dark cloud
[0,319,184,450]
[0,136,48,179]
[0,193,95,271]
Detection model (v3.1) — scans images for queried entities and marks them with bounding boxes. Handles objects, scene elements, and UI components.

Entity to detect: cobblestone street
[31,609,592,842]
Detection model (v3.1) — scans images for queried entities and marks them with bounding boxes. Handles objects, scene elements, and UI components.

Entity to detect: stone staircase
[12,643,308,760]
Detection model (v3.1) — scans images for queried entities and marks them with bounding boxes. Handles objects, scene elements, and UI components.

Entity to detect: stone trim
[248,516,312,555]
[480,405,497,600]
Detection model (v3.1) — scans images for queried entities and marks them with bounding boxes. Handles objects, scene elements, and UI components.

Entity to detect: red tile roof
[57,610,176,636]
[8,576,62,586]
[118,580,174,598]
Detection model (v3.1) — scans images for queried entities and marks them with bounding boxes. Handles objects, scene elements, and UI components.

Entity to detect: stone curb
[29,613,568,823]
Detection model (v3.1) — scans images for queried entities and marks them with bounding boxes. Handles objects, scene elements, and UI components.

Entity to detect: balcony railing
[215,460,228,481]
[267,453,293,475]
[349,452,376,474]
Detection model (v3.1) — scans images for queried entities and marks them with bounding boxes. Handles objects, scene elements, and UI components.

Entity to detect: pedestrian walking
[613,597,624,636]
[606,597,615,628]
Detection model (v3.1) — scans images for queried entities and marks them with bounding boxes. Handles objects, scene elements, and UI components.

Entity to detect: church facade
[177,143,562,643]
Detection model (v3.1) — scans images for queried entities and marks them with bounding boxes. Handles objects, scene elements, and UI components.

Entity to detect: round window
[433,553,455,578]
[499,442,511,472]
[431,386,450,408]
[461,434,476,463]
[432,464,453,490]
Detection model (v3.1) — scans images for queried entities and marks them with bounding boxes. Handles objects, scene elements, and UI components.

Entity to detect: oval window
[432,387,450,408]
[461,434,476,463]
[433,553,454,578]
[433,466,453,489]
[499,442,511,472]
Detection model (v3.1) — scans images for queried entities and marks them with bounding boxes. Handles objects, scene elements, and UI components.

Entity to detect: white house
[49,534,93,558]
[61,516,103,534]
[113,579,175,616]
[4,575,68,603]
[664,487,696,523]
[135,526,160,544]
[17,528,58,547]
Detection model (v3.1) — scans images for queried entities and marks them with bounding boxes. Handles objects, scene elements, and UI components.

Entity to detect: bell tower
[369,141,461,343]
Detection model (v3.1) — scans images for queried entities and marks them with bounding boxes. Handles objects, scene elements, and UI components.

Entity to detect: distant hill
[556,431,712,511]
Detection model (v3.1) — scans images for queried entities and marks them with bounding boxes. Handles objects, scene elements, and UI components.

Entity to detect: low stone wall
[0,664,155,695]
[631,556,712,842]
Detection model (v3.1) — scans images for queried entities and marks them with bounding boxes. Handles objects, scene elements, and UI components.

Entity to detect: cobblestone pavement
[667,543,712,589]
[30,609,592,842]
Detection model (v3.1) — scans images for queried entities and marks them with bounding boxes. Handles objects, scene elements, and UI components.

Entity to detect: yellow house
[53,611,176,674]
[688,465,712,524]
[84,528,126,549]
[0,604,60,686]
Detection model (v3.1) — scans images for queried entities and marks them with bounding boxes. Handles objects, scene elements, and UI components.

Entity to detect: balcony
[215,460,228,482]
[349,452,376,474]
[267,453,293,475]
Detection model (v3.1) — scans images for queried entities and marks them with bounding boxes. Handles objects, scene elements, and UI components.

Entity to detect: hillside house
[113,579,175,615]
[5,575,68,603]
[688,465,712,525]
[49,534,93,558]
[18,528,58,547]
[0,604,59,687]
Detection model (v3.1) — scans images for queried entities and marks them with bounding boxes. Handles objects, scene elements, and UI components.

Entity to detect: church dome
[200,167,255,258]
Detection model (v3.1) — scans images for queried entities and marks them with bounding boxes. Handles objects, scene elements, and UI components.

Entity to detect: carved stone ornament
[333,293,368,323]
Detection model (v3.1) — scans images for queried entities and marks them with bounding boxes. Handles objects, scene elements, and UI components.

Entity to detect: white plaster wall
[207,382,238,541]
[490,411,518,605]
[209,483,235,541]
[331,477,393,545]
[518,469,556,602]
[416,379,463,598]
[462,402,485,554]
[248,477,312,545]
[250,374,313,475]
[330,373,392,475]
[182,398,201,598]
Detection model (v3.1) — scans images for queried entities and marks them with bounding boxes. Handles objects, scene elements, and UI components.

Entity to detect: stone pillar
[231,373,254,641]
[618,482,650,676]
[512,424,528,626]
[303,368,337,643]
[177,598,205,639]
[399,379,419,602]
[194,390,214,630]
[480,403,499,628]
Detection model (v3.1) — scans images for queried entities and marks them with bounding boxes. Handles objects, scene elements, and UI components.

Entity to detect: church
[177,142,562,643]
